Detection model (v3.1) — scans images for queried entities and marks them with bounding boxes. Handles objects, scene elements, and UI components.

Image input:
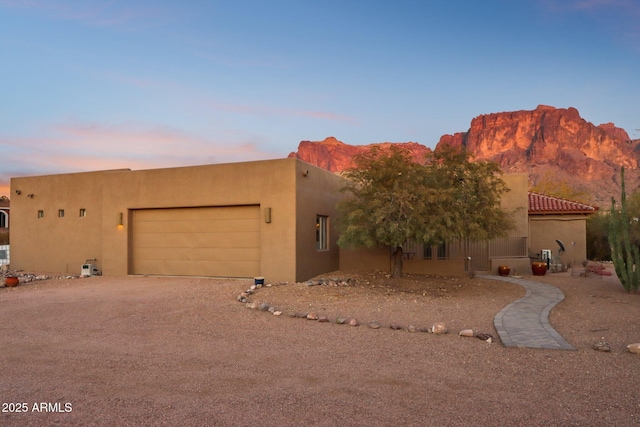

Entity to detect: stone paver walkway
[481,275,575,350]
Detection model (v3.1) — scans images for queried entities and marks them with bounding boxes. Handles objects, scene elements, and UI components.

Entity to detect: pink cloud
[0,121,280,196]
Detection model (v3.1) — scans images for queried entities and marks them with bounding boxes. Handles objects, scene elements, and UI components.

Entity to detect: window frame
[316,215,329,251]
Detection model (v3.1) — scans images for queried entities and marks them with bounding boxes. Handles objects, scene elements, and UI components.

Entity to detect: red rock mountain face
[288,106,639,206]
[288,137,431,172]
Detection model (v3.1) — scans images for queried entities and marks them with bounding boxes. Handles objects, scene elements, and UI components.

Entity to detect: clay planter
[4,276,19,287]
[531,262,547,276]
[498,266,510,276]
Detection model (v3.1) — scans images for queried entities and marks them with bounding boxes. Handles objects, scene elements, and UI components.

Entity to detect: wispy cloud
[202,100,360,125]
[0,120,280,196]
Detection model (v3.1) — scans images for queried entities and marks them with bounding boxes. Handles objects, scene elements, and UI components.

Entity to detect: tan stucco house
[9,160,597,281]
[10,158,345,283]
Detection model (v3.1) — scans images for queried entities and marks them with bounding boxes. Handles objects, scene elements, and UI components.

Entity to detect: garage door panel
[135,218,261,234]
[135,231,260,249]
[136,206,259,221]
[134,260,260,277]
[135,247,261,262]
[132,206,261,277]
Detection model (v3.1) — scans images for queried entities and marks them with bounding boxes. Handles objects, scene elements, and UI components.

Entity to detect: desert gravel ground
[0,266,639,426]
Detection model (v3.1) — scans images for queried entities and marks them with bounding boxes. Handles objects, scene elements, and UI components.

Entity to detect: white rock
[431,322,448,335]
[627,343,640,354]
[458,329,474,337]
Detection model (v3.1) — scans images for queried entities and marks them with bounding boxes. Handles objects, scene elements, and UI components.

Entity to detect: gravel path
[1,270,639,426]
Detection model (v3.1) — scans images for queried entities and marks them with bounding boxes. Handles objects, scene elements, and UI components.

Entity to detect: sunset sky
[1,0,639,196]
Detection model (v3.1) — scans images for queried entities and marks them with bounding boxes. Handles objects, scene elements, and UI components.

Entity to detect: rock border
[0,269,92,288]
[237,278,496,343]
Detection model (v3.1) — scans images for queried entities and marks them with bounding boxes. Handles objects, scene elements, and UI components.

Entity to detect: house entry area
[131,205,261,277]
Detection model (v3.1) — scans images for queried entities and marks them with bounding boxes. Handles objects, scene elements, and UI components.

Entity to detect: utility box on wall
[81,263,100,276]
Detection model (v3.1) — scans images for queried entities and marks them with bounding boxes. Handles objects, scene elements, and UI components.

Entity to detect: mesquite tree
[609,167,640,293]
[337,145,512,278]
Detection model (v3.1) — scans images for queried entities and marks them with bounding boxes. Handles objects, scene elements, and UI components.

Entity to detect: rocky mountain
[288,137,431,172]
[288,106,639,206]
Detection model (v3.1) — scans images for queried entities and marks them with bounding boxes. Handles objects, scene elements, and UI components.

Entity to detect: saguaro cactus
[609,167,640,293]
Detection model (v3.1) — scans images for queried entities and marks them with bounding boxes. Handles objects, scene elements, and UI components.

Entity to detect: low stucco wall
[339,247,466,277]
[404,258,466,277]
[489,257,533,276]
[339,247,390,273]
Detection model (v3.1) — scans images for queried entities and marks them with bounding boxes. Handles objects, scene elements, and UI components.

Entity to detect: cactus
[609,167,640,293]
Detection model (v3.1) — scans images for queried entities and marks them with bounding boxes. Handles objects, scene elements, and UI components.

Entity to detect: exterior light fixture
[265,207,272,223]
[118,212,124,226]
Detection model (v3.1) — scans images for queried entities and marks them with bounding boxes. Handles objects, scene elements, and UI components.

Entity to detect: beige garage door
[132,206,261,277]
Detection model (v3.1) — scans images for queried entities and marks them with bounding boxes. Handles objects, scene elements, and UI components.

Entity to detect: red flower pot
[4,276,19,287]
[498,266,510,276]
[531,262,547,276]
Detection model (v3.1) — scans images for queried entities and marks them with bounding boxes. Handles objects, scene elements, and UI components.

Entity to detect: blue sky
[1,0,639,196]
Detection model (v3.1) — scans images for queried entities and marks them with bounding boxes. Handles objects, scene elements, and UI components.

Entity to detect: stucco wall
[529,215,588,267]
[295,161,347,282]
[500,173,529,237]
[10,171,106,274]
[100,159,302,281]
[10,158,343,283]
[340,247,391,273]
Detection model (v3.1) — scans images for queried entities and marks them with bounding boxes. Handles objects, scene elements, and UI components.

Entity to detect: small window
[316,215,328,250]
[424,242,448,260]
[437,242,448,260]
[0,211,7,228]
[424,244,433,260]
[58,209,65,218]
[37,210,44,218]
[79,208,86,217]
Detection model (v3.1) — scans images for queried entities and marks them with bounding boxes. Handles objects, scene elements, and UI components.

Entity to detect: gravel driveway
[1,272,638,426]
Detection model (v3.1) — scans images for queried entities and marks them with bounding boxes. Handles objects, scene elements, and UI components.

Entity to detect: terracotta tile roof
[528,192,599,215]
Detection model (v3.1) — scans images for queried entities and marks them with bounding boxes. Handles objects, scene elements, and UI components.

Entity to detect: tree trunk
[391,246,403,278]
